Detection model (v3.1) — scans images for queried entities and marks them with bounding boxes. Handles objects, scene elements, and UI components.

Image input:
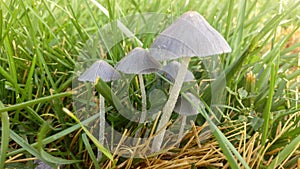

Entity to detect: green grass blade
[82,133,101,169]
[208,121,240,169]
[95,78,113,102]
[261,62,276,146]
[205,110,250,169]
[0,91,72,113]
[9,130,56,168]
[224,0,234,40]
[82,126,114,163]
[36,121,80,165]
[106,0,115,20]
[94,78,120,106]
[286,69,300,81]
[182,93,250,169]
[66,5,89,41]
[37,121,50,151]
[267,134,300,169]
[0,101,9,169]
[231,0,247,57]
[57,76,74,93]
[3,29,17,85]
[23,107,48,125]
[40,149,81,165]
[63,108,114,162]
[0,61,23,93]
[22,52,37,101]
[0,9,2,40]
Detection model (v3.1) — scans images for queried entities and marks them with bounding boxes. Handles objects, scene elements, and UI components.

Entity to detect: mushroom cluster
[150,11,231,152]
[78,11,231,155]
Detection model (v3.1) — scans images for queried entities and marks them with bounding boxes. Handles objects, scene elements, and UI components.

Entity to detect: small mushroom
[78,60,120,160]
[160,61,194,82]
[78,60,121,82]
[34,159,54,169]
[115,47,161,125]
[150,11,231,152]
[174,92,202,141]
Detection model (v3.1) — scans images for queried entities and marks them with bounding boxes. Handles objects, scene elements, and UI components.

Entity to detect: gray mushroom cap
[78,60,121,82]
[174,92,203,116]
[150,11,232,61]
[115,47,161,74]
[160,61,195,82]
[34,159,53,169]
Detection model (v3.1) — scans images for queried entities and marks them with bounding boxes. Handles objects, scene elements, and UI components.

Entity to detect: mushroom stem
[97,94,105,160]
[178,115,187,142]
[138,74,147,124]
[152,57,191,152]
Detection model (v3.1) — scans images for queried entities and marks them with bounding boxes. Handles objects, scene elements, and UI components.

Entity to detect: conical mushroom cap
[78,60,121,82]
[150,11,232,61]
[160,61,194,82]
[174,92,203,116]
[115,47,161,74]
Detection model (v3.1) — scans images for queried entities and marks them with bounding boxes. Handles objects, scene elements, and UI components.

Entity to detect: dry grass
[96,121,250,168]
[95,111,300,169]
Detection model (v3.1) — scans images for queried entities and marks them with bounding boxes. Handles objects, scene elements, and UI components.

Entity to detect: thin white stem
[178,115,186,143]
[139,74,147,124]
[152,57,191,152]
[97,94,105,160]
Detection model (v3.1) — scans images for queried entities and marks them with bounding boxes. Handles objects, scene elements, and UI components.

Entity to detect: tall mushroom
[150,11,232,152]
[160,61,198,141]
[115,47,161,125]
[78,60,120,160]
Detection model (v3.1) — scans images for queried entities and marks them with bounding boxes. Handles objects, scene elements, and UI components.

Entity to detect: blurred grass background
[0,0,299,168]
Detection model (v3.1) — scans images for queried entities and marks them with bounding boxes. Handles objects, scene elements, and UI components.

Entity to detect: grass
[0,0,300,168]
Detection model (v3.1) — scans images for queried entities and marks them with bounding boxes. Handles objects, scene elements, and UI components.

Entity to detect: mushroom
[150,11,231,152]
[34,159,53,169]
[78,60,120,160]
[174,92,202,141]
[115,47,161,125]
[160,61,198,141]
[160,61,195,83]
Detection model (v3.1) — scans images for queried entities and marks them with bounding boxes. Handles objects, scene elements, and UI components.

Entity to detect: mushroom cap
[150,11,232,61]
[78,60,121,82]
[115,47,161,74]
[160,61,194,82]
[174,92,203,116]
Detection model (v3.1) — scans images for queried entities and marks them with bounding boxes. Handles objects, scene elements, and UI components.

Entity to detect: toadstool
[78,60,120,160]
[150,11,231,152]
[115,47,161,125]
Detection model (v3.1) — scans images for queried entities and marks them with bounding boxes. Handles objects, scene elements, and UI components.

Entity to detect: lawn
[0,0,299,168]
